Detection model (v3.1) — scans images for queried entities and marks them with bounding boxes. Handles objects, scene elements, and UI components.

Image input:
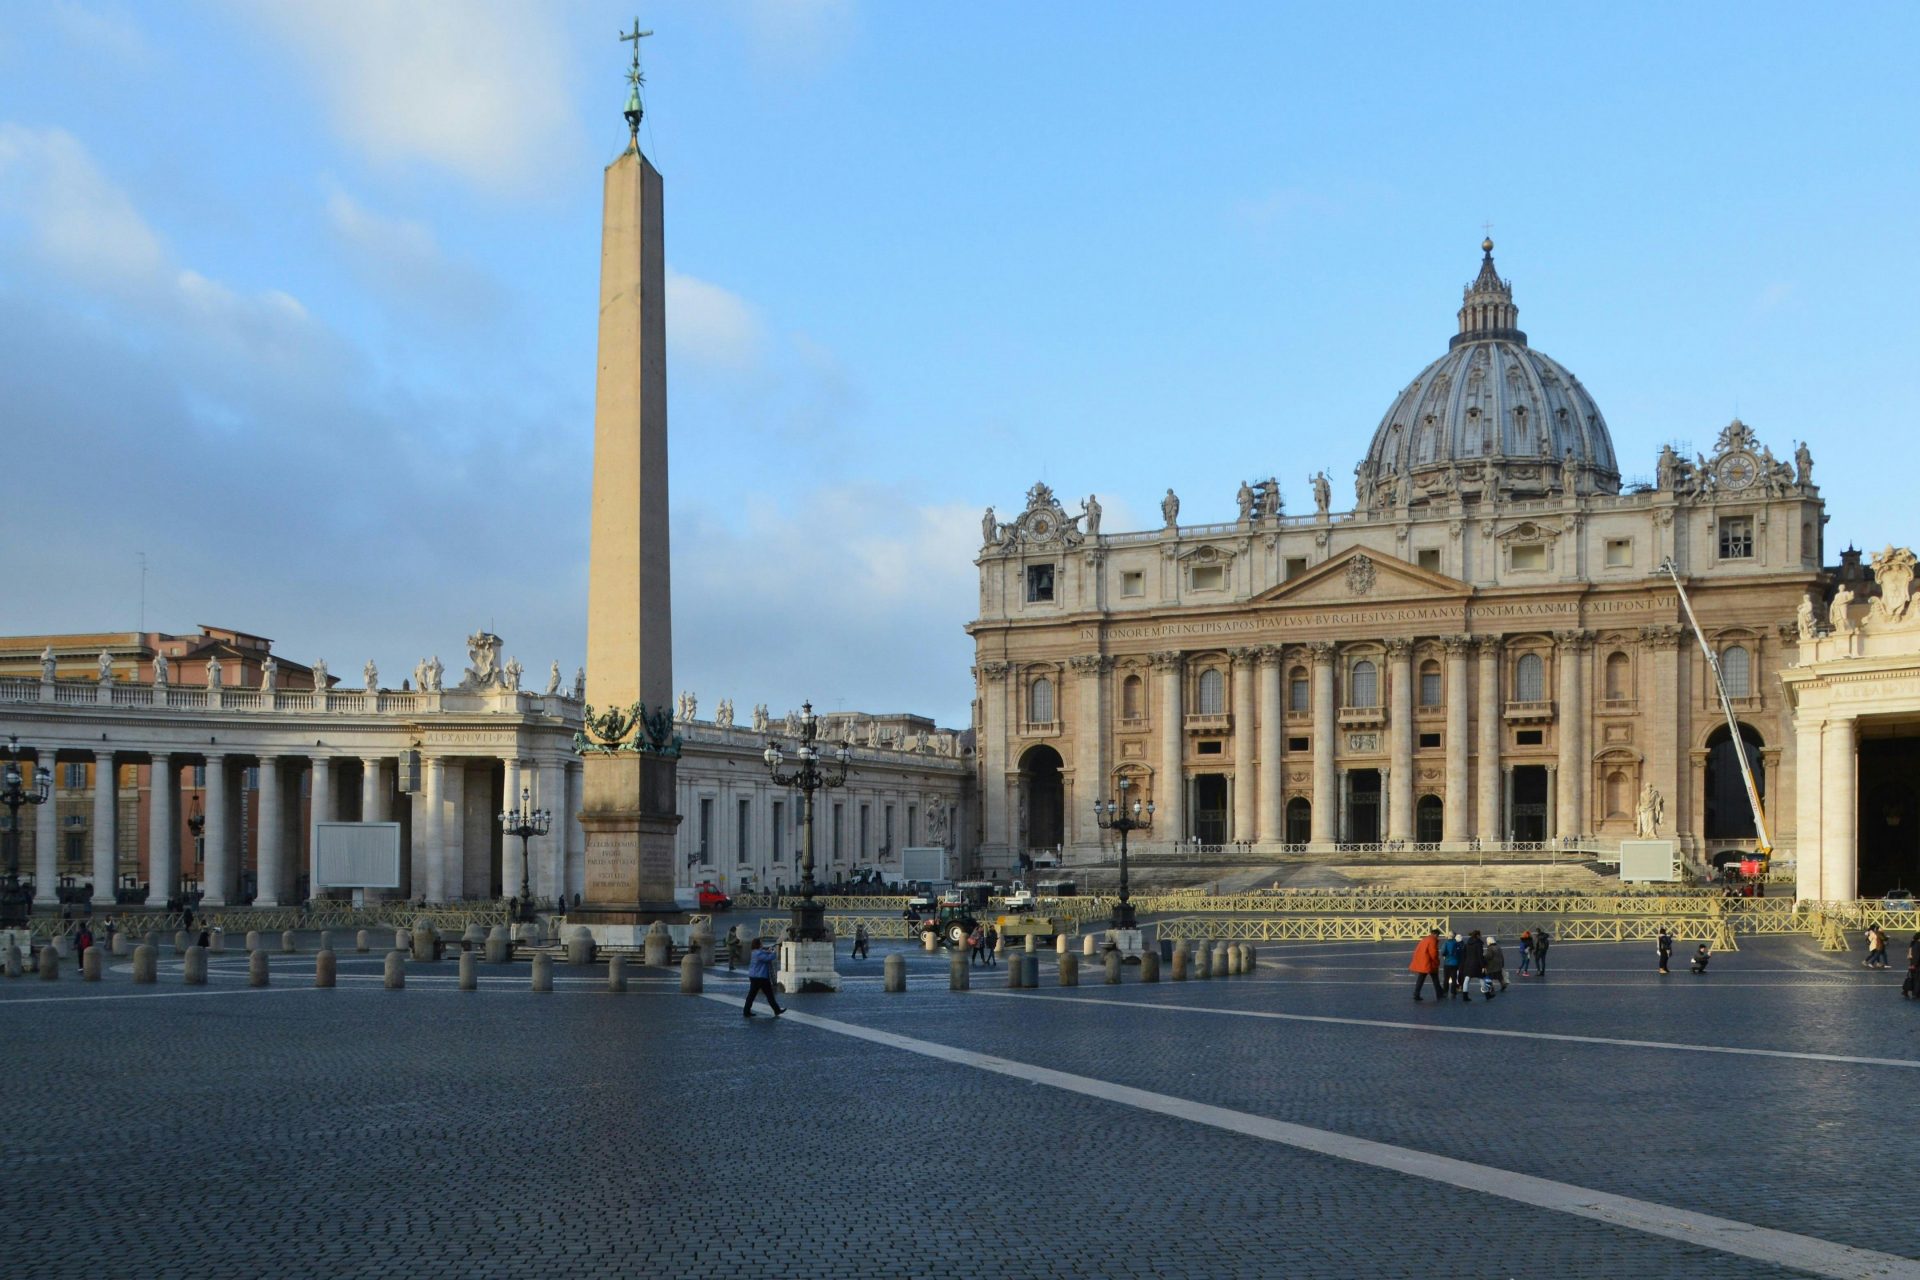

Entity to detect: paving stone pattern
[0,934,1912,1278]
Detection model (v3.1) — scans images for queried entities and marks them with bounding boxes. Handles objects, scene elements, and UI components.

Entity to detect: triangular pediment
[1251,547,1470,606]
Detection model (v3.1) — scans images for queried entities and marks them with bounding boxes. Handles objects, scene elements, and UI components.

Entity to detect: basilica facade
[969,242,1825,874]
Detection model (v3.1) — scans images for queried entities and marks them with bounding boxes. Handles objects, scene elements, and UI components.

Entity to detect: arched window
[1030,677,1054,724]
[1515,653,1545,701]
[1121,674,1143,720]
[1418,659,1442,706]
[1705,724,1766,838]
[1604,651,1630,701]
[1288,667,1309,713]
[1415,795,1443,842]
[1722,645,1751,698]
[1285,796,1311,844]
[1197,668,1225,715]
[1350,660,1378,708]
[1605,769,1631,818]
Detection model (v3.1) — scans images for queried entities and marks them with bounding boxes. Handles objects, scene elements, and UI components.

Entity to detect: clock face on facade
[1027,513,1053,539]
[1717,450,1758,490]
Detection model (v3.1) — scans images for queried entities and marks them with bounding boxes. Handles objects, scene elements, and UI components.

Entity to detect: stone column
[35,750,59,903]
[90,750,116,906]
[1386,639,1414,841]
[1444,636,1472,843]
[1554,632,1585,839]
[1069,655,1109,849]
[359,756,385,824]
[1819,718,1857,901]
[1255,646,1282,843]
[1641,624,1685,855]
[1545,763,1559,839]
[1150,651,1185,841]
[309,756,332,897]
[1231,648,1258,842]
[147,754,176,907]
[502,758,524,902]
[537,758,565,900]
[1476,639,1502,841]
[566,761,586,901]
[1502,765,1515,842]
[203,754,231,906]
[979,663,1011,857]
[1309,642,1337,845]
[256,757,284,906]
[422,757,445,904]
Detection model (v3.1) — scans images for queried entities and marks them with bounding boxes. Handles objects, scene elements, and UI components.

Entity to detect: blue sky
[4,2,1917,727]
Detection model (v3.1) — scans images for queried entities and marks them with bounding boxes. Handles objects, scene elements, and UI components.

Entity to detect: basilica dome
[1355,241,1619,507]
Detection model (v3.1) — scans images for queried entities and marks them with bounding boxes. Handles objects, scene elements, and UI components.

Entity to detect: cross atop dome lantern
[1453,237,1526,349]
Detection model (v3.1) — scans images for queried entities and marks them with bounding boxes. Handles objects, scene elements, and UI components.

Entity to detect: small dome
[1357,241,1619,505]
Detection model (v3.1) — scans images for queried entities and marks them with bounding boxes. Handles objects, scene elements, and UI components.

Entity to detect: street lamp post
[1,736,53,928]
[498,787,550,921]
[1093,775,1153,932]
[763,701,851,943]
[185,797,205,904]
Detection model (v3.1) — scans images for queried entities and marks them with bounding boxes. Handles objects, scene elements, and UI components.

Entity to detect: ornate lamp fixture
[1093,775,1153,932]
[498,787,551,920]
[1,736,53,928]
[763,701,851,942]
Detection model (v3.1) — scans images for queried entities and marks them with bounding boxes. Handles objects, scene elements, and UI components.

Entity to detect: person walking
[851,921,870,960]
[982,925,999,968]
[1516,928,1534,976]
[75,923,93,963]
[1864,926,1887,970]
[726,926,744,972]
[967,925,985,966]
[742,939,784,1017]
[1533,927,1552,976]
[1656,927,1673,974]
[1904,933,1919,1000]
[1483,935,1506,994]
[1409,928,1443,1001]
[1439,931,1462,999]
[1460,930,1486,1002]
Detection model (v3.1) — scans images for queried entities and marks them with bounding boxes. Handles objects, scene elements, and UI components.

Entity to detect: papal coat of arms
[1345,554,1377,596]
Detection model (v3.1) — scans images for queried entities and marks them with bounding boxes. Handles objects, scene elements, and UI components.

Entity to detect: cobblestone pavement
[1,933,1915,1279]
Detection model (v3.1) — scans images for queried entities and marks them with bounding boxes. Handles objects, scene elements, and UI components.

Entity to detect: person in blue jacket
[1439,932,1461,999]
[743,938,785,1018]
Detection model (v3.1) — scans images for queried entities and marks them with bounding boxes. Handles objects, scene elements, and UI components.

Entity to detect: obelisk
[577,23,681,926]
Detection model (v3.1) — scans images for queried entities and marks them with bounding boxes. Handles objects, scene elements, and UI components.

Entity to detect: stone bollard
[485,933,509,964]
[1007,952,1026,988]
[133,944,157,984]
[531,952,552,992]
[1244,945,1257,971]
[39,947,59,980]
[1171,944,1189,980]
[1025,932,1037,953]
[568,927,597,966]
[1056,933,1069,954]
[607,953,627,992]
[923,930,938,953]
[210,928,224,953]
[249,950,269,987]
[410,924,436,963]
[643,923,670,968]
[83,947,104,981]
[51,935,69,959]
[679,953,702,994]
[182,946,206,985]
[463,923,486,949]
[174,930,189,954]
[950,952,970,990]
[1083,933,1098,956]
[1059,952,1080,986]
[1022,954,1040,988]
[1214,942,1232,976]
[316,950,337,988]
[281,930,298,955]
[112,933,131,956]
[689,925,714,967]
[383,951,405,989]
[1224,944,1240,976]
[394,929,408,953]
[355,929,370,954]
[1195,946,1212,979]
[1104,951,1122,985]
[144,930,158,947]
[318,930,334,954]
[4,944,21,978]
[883,953,907,992]
[457,951,475,991]
[1141,950,1161,983]
[245,930,262,953]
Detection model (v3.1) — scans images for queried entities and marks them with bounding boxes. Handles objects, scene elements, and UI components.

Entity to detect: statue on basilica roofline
[426,656,444,692]
[715,698,734,730]
[207,655,223,689]
[1081,494,1101,536]
[363,659,379,694]
[311,658,328,691]
[572,666,585,701]
[1161,488,1180,528]
[981,506,999,547]
[1311,471,1331,517]
[152,652,168,686]
[546,661,562,696]
[98,651,113,684]
[1796,593,1820,641]
[262,657,277,693]
[1236,480,1255,522]
[40,645,55,682]
[1795,441,1813,487]
[752,703,770,734]
[502,657,523,692]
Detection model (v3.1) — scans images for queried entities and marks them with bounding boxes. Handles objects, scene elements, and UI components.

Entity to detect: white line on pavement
[698,991,1920,1279]
[971,989,1920,1068]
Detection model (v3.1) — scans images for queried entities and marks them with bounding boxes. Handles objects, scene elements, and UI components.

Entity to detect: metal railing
[26,900,512,941]
[1156,915,1446,943]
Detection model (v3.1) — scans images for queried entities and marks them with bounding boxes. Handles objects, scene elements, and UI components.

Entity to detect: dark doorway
[1019,745,1064,853]
[1285,796,1311,844]
[1348,769,1381,842]
[1416,795,1443,843]
[1193,775,1229,844]
[1511,766,1547,842]
[1859,732,1920,897]
[1704,724,1766,839]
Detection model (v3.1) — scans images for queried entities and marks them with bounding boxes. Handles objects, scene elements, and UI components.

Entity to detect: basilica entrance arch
[1017,744,1064,857]
[1703,724,1766,841]
[1857,723,1920,897]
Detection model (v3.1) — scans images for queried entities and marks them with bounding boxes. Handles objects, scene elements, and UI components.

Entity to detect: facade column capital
[1639,623,1685,647]
[1477,635,1505,657]
[1253,644,1283,668]
[1555,629,1595,651]
[1146,650,1185,670]
[1443,633,1477,656]
[1066,654,1113,675]
[978,662,1011,683]
[1228,646,1262,667]
[1384,638,1414,661]
[1308,640,1339,665]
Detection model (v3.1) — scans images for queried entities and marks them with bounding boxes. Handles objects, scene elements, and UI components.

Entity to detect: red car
[695,881,732,912]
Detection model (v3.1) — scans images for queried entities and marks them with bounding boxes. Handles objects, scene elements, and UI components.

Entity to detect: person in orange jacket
[1409,927,1443,1001]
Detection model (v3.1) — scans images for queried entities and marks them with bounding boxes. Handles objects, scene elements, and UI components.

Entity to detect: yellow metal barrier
[1548,917,1739,952]
[1130,891,1734,916]
[1155,915,1446,943]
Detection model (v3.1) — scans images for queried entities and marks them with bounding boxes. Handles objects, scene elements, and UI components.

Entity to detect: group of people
[1654,927,1715,975]
[965,924,1001,966]
[1408,927,1524,1001]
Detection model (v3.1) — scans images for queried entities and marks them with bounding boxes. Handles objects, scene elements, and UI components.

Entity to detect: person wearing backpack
[1656,927,1673,975]
[1532,927,1552,976]
[1460,930,1486,1002]
[1483,935,1506,994]
[1516,928,1534,976]
[1439,932,1461,999]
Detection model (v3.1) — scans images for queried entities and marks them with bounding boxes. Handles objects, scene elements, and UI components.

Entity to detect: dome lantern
[1452,238,1525,349]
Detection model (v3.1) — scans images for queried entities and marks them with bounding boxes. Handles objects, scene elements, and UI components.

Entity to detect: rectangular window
[1285,556,1308,580]
[1511,544,1548,572]
[1419,670,1442,705]
[64,832,85,868]
[737,799,751,864]
[1604,537,1632,568]
[1416,548,1441,573]
[1288,675,1309,713]
[1190,564,1225,591]
[64,762,86,789]
[1120,570,1144,597]
[1719,516,1754,560]
[1025,563,1055,602]
[192,765,205,788]
[245,767,259,791]
[907,805,917,846]
[1418,732,1442,749]
[698,798,713,862]
[1196,740,1223,755]
[1516,729,1544,746]
[772,801,784,861]
[1288,736,1310,752]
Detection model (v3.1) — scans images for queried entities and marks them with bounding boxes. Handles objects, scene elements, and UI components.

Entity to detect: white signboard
[315,822,403,890]
[900,846,948,884]
[1619,839,1677,883]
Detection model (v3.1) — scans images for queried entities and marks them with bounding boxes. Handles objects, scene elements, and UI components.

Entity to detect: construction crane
[1656,557,1773,859]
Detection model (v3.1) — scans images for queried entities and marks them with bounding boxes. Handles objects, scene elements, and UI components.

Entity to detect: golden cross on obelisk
[620,18,653,145]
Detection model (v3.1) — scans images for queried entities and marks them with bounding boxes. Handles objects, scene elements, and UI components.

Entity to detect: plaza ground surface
[3,928,1918,1279]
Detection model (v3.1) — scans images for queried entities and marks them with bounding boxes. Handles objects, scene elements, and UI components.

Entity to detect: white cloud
[245,1,577,193]
[325,188,501,320]
[739,0,858,74]
[0,123,165,287]
[665,267,765,372]
[51,2,152,64]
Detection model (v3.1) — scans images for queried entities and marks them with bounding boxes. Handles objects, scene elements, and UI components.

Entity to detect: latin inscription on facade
[584,832,640,901]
